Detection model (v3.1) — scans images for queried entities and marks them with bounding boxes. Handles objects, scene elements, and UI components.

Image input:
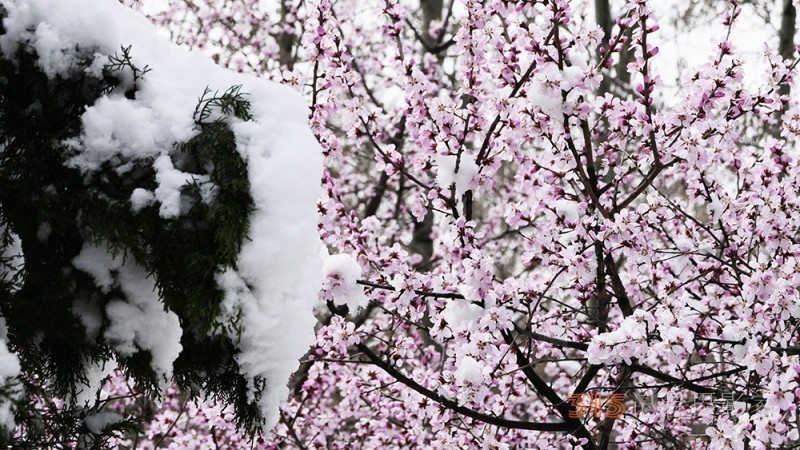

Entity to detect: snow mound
[322,253,368,311]
[436,153,478,197]
[0,0,323,431]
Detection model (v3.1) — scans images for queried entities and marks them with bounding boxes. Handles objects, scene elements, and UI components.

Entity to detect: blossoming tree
[105,0,800,448]
[6,0,800,448]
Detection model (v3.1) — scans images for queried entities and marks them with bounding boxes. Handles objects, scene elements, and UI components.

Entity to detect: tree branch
[356,343,574,432]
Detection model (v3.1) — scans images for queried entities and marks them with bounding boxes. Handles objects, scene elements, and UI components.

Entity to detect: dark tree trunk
[595,0,612,94]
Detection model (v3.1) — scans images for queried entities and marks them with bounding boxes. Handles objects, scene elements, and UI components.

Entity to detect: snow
[64,95,172,172]
[454,355,484,385]
[152,154,210,218]
[529,63,567,117]
[566,51,588,70]
[73,243,182,381]
[217,107,322,429]
[72,243,122,294]
[1,0,325,430]
[71,298,103,341]
[562,65,584,88]
[587,310,651,365]
[74,359,118,407]
[442,299,484,330]
[130,187,155,212]
[103,247,180,382]
[32,22,76,78]
[436,153,478,197]
[36,223,51,242]
[322,253,368,311]
[553,199,580,225]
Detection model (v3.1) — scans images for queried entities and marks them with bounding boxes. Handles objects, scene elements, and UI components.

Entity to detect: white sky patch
[84,411,123,434]
[650,0,775,101]
[0,320,20,432]
[0,225,23,293]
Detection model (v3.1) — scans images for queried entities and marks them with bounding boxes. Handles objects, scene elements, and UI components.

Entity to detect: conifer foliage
[0,0,325,446]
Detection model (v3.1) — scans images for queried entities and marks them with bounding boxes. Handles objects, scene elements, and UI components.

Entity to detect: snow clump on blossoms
[436,152,479,197]
[322,253,368,311]
[587,310,652,365]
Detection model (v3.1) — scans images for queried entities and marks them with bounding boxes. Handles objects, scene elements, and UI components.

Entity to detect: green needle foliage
[0,12,269,447]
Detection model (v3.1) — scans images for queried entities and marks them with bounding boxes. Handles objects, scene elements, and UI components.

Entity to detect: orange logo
[568,393,625,419]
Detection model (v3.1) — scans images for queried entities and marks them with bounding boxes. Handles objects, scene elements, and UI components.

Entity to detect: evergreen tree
[0,1,325,446]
